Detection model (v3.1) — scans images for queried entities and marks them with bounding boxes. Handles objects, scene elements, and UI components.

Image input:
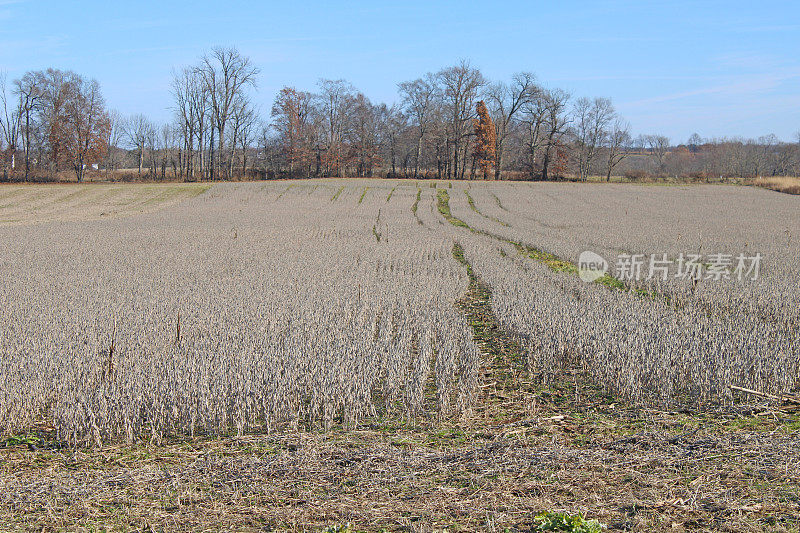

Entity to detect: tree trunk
[197,130,204,179]
[494,139,502,180]
[460,143,469,179]
[451,137,457,179]
[217,125,225,180]
[24,112,30,182]
[541,133,554,181]
[541,150,550,181]
[209,129,215,181]
[415,135,422,178]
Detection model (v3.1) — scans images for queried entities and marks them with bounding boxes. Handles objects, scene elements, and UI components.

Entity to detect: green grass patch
[1,434,41,447]
[491,192,507,211]
[465,190,477,211]
[533,511,605,532]
[451,242,472,274]
[358,187,369,204]
[437,188,659,301]
[412,188,421,214]
[277,184,294,199]
[188,184,211,197]
[436,189,469,228]
[138,184,206,207]
[513,243,577,274]
[451,242,527,374]
[331,186,345,202]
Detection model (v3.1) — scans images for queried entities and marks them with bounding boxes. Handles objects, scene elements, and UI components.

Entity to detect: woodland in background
[1,47,799,183]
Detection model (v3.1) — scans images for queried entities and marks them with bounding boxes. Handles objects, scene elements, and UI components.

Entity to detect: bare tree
[257,124,282,176]
[0,72,21,179]
[271,86,316,177]
[603,119,631,181]
[346,92,382,177]
[14,72,42,180]
[573,97,614,181]
[125,114,155,177]
[159,124,174,179]
[436,61,485,179]
[519,89,548,178]
[755,134,781,177]
[318,79,355,177]
[645,134,670,173]
[172,67,206,180]
[377,104,406,177]
[61,76,110,182]
[197,47,259,180]
[486,72,536,179]
[146,122,159,179]
[230,96,257,177]
[540,88,571,180]
[103,109,124,178]
[687,132,703,152]
[191,74,210,179]
[398,74,437,178]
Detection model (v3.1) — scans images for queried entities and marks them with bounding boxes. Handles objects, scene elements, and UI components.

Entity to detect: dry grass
[2,304,798,531]
[0,182,209,226]
[753,177,800,195]
[1,181,798,531]
[1,230,798,531]
[3,412,799,532]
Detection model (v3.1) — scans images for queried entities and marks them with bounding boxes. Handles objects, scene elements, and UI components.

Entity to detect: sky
[1,0,798,143]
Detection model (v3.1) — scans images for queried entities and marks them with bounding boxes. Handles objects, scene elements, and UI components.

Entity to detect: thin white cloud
[622,68,800,108]
[0,34,67,64]
[555,74,721,82]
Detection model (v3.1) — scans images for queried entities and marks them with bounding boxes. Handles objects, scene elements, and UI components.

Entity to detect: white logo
[578,251,608,283]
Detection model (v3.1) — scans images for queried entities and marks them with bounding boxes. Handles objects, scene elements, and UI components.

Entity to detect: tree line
[1,69,110,182]
[1,48,798,182]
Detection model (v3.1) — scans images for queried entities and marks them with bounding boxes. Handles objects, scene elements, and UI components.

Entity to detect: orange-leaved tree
[473,100,496,179]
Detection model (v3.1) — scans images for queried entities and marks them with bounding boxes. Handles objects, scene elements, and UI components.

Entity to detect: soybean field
[1,180,798,531]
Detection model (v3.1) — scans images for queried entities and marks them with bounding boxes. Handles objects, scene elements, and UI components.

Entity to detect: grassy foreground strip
[452,241,524,367]
[447,241,800,533]
[411,187,422,224]
[436,188,469,228]
[438,189,626,291]
[452,241,609,531]
[452,242,539,395]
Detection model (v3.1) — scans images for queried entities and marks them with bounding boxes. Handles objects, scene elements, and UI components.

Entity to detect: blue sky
[1,0,798,142]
